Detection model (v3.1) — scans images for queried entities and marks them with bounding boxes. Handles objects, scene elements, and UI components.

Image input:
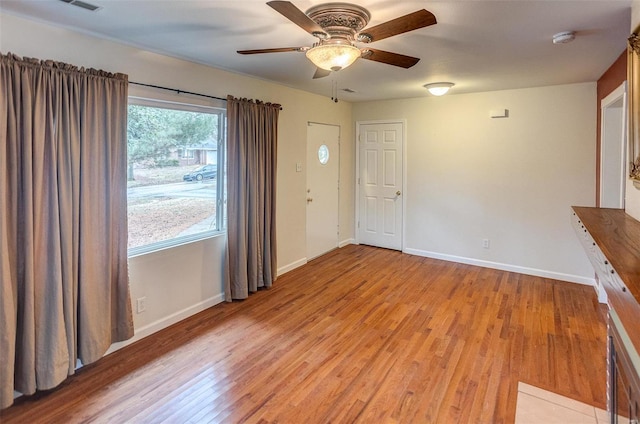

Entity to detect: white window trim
[128,230,225,258]
[126,97,226,257]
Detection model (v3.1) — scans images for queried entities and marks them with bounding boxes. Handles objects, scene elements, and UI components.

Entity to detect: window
[179,148,195,159]
[318,144,329,165]
[127,98,226,255]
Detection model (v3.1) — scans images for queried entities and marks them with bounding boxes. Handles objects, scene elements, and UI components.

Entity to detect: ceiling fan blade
[312,68,331,79]
[358,10,436,43]
[267,1,327,37]
[361,48,420,69]
[237,47,305,55]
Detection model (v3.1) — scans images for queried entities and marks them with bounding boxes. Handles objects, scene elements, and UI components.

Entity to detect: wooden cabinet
[571,211,610,302]
[572,207,640,423]
[572,207,640,344]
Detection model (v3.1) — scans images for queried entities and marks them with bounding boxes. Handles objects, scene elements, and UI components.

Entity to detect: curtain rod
[129,81,283,110]
[129,81,227,102]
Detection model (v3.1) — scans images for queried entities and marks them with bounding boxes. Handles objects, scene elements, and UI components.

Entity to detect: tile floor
[515,382,609,424]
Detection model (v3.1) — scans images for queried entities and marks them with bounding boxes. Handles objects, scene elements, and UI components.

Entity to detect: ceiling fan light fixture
[305,43,361,71]
[424,82,455,96]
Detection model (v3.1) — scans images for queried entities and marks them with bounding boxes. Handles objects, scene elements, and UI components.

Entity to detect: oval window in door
[318,144,329,165]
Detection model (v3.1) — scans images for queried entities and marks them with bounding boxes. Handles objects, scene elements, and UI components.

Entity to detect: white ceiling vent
[60,0,101,12]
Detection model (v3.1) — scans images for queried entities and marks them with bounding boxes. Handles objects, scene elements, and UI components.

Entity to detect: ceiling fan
[237,1,437,79]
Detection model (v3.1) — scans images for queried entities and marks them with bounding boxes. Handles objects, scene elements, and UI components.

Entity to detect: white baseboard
[10,294,226,403]
[277,257,307,277]
[403,248,596,286]
[276,243,354,276]
[105,293,225,356]
[339,238,355,248]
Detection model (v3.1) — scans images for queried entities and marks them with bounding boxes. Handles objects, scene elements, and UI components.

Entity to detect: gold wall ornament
[628,28,640,187]
[631,158,640,180]
[627,33,640,54]
[629,33,640,54]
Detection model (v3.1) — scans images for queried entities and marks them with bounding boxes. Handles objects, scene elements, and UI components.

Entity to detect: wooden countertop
[573,206,640,353]
[573,207,640,301]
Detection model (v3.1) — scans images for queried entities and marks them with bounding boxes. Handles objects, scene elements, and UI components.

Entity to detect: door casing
[355,119,406,251]
[600,82,627,209]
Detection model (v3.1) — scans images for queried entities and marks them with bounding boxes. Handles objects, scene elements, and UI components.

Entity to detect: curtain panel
[0,53,134,409]
[225,96,280,300]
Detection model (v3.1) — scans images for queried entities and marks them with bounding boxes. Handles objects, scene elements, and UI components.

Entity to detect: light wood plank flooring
[1,245,607,423]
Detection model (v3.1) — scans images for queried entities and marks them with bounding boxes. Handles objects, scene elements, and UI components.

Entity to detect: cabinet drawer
[571,210,611,303]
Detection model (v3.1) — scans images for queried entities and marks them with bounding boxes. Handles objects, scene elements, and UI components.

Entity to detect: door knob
[396,191,402,196]
[307,198,313,203]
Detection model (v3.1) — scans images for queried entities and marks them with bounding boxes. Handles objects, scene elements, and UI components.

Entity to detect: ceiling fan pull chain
[331,79,338,103]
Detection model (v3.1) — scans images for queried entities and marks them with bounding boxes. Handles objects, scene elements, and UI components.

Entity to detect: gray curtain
[225,96,280,300]
[0,53,134,409]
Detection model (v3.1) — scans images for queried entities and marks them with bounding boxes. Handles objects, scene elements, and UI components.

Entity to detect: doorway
[306,122,340,260]
[356,120,404,250]
[600,82,627,209]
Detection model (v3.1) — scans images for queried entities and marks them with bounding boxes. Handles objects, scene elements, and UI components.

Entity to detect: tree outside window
[127,101,226,254]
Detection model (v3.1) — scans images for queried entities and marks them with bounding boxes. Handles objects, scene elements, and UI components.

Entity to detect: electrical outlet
[482,239,490,249]
[136,297,146,314]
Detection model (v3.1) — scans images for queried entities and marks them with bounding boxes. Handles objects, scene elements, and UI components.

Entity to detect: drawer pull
[605,260,609,265]
[623,287,627,292]
[611,269,615,274]
[592,242,596,246]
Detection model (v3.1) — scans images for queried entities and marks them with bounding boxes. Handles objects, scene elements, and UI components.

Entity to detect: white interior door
[357,121,403,250]
[600,83,627,209]
[306,123,340,260]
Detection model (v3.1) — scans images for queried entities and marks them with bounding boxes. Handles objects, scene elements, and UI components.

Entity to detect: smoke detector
[552,31,575,44]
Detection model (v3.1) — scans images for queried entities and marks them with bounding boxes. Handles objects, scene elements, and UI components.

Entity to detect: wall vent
[60,0,101,12]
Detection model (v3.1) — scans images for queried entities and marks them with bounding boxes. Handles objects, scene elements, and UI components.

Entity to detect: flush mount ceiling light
[305,42,362,71]
[552,31,575,44]
[424,82,455,96]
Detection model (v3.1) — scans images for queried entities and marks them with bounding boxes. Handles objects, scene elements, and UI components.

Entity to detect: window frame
[126,96,227,257]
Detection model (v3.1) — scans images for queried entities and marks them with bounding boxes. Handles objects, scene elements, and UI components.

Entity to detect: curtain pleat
[225,96,280,300]
[0,53,134,409]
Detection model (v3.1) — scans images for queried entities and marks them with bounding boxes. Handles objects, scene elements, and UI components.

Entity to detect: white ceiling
[0,0,632,102]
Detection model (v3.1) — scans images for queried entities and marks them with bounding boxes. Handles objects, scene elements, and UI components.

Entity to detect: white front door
[357,121,403,250]
[306,123,340,260]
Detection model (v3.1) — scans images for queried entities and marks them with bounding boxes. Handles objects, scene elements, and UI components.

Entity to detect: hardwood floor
[1,245,607,423]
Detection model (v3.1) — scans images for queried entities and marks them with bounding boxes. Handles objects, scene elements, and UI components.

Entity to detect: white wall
[354,83,597,283]
[627,177,640,220]
[0,12,355,346]
[108,234,227,353]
